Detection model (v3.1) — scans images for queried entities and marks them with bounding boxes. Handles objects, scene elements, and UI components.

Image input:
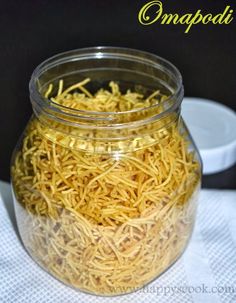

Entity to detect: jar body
[11,48,201,295]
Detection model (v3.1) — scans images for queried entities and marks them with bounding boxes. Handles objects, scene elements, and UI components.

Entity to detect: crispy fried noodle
[12,79,200,295]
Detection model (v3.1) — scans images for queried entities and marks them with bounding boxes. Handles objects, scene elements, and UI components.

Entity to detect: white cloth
[0,181,236,303]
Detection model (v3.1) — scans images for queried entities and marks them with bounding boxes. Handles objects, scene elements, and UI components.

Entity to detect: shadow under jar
[11,47,201,296]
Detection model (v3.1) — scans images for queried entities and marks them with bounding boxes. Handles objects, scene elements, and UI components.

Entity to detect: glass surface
[11,47,201,296]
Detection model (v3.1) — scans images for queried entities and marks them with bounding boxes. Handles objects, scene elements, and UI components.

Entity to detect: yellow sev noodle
[11,79,200,295]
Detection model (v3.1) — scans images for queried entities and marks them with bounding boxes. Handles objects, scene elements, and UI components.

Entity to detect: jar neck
[29,47,184,153]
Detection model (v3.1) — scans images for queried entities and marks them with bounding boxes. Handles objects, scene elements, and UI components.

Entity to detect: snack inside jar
[11,48,201,296]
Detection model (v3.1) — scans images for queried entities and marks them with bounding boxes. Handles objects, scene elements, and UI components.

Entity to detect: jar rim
[29,46,183,125]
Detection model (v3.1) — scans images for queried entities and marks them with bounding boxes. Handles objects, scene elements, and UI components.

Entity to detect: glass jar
[11,47,201,296]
